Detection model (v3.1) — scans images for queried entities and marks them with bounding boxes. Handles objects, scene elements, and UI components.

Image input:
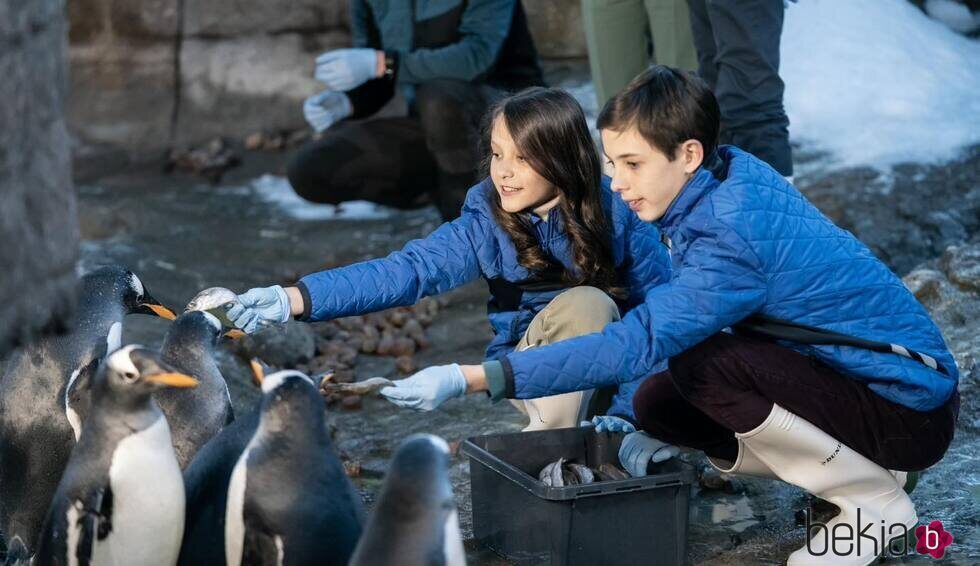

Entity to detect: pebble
[943,243,980,292]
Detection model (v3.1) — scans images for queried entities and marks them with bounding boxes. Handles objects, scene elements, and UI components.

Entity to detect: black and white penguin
[156,310,234,468]
[224,370,363,566]
[0,266,176,559]
[349,434,466,566]
[33,346,198,566]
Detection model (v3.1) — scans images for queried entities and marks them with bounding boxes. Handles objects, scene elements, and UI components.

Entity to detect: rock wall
[1,0,79,354]
[67,0,587,155]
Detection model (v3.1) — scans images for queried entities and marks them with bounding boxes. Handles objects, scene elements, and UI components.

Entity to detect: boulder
[0,0,79,354]
[176,32,348,145]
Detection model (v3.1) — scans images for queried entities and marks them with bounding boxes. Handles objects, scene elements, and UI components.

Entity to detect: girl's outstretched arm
[297,211,489,322]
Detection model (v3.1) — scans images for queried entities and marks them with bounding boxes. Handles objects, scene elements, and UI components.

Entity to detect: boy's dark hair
[483,87,623,298]
[597,65,720,160]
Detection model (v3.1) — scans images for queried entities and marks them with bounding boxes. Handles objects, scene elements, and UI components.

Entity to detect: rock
[183,0,348,37]
[340,395,362,411]
[395,355,416,375]
[175,32,349,146]
[69,42,176,155]
[903,269,945,301]
[943,243,980,292]
[235,320,316,368]
[1,0,80,354]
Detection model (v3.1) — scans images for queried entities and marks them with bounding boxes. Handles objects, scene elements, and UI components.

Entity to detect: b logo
[915,520,953,559]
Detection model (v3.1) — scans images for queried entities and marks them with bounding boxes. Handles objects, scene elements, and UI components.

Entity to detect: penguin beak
[223,329,246,340]
[250,358,265,385]
[137,292,177,320]
[144,372,199,388]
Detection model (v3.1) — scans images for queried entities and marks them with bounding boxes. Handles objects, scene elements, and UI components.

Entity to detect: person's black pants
[686,0,793,176]
[287,79,501,220]
[633,333,958,471]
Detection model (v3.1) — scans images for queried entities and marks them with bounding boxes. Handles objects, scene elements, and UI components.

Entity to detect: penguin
[177,358,264,566]
[33,346,198,566]
[156,310,235,468]
[0,266,176,559]
[224,370,363,566]
[349,434,467,566]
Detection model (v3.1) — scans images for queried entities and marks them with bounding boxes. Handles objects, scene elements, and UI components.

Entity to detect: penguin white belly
[224,444,251,566]
[93,416,185,566]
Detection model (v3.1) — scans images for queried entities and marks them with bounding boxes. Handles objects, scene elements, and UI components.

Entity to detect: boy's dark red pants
[632,333,958,471]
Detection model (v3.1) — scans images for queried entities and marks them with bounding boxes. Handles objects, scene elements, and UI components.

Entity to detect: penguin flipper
[65,356,100,438]
[76,485,114,560]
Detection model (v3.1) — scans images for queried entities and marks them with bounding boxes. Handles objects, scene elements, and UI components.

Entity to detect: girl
[226,87,671,431]
[392,68,959,565]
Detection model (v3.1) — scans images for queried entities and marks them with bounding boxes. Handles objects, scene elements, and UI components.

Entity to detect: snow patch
[247,174,393,221]
[782,0,980,168]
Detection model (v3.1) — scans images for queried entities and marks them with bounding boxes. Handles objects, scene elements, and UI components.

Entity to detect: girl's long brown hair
[485,87,623,298]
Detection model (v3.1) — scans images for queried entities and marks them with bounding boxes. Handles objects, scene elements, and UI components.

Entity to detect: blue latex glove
[314,48,379,91]
[588,415,637,434]
[380,364,468,411]
[618,431,680,477]
[303,91,352,133]
[226,285,291,334]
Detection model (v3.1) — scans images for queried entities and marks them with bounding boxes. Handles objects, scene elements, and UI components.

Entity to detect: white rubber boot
[707,439,777,479]
[737,405,917,565]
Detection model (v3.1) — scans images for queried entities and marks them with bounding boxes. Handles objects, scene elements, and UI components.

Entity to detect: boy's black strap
[734,314,947,376]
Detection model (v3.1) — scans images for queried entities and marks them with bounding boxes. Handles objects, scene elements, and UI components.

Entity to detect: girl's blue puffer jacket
[296,177,671,420]
[493,147,958,412]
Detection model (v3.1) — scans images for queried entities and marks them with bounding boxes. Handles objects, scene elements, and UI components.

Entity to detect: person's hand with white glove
[226,285,293,334]
[303,90,353,133]
[315,48,381,91]
[585,415,637,433]
[618,431,680,477]
[380,364,468,411]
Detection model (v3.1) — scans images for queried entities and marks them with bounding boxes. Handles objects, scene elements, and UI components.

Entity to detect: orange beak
[146,303,177,320]
[224,329,246,340]
[250,358,265,385]
[144,372,199,388]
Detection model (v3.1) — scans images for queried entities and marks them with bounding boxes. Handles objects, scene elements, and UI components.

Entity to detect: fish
[185,287,247,337]
[320,376,395,397]
[537,459,629,486]
[568,463,595,485]
[595,463,630,482]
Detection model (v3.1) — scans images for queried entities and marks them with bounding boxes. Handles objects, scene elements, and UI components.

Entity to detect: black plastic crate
[461,426,695,566]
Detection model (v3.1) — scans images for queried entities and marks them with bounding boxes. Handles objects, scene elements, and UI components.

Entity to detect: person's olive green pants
[582,0,698,108]
[510,287,621,431]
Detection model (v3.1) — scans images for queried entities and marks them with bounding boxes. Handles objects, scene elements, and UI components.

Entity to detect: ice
[246,174,393,221]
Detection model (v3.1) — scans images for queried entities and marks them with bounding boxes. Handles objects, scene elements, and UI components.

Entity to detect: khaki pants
[510,287,621,431]
[582,0,698,107]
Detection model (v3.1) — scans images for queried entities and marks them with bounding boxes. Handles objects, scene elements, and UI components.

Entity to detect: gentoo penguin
[349,434,467,566]
[156,310,235,468]
[0,266,176,560]
[177,359,262,566]
[33,346,198,566]
[224,370,363,566]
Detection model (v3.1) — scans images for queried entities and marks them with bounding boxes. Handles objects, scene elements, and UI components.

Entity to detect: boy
[385,66,959,565]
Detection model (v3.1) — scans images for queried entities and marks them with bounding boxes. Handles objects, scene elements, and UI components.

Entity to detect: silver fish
[321,376,395,397]
[568,463,595,485]
[185,286,241,329]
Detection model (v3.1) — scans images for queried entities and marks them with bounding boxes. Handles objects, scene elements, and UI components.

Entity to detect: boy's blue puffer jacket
[497,147,958,412]
[297,177,671,420]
